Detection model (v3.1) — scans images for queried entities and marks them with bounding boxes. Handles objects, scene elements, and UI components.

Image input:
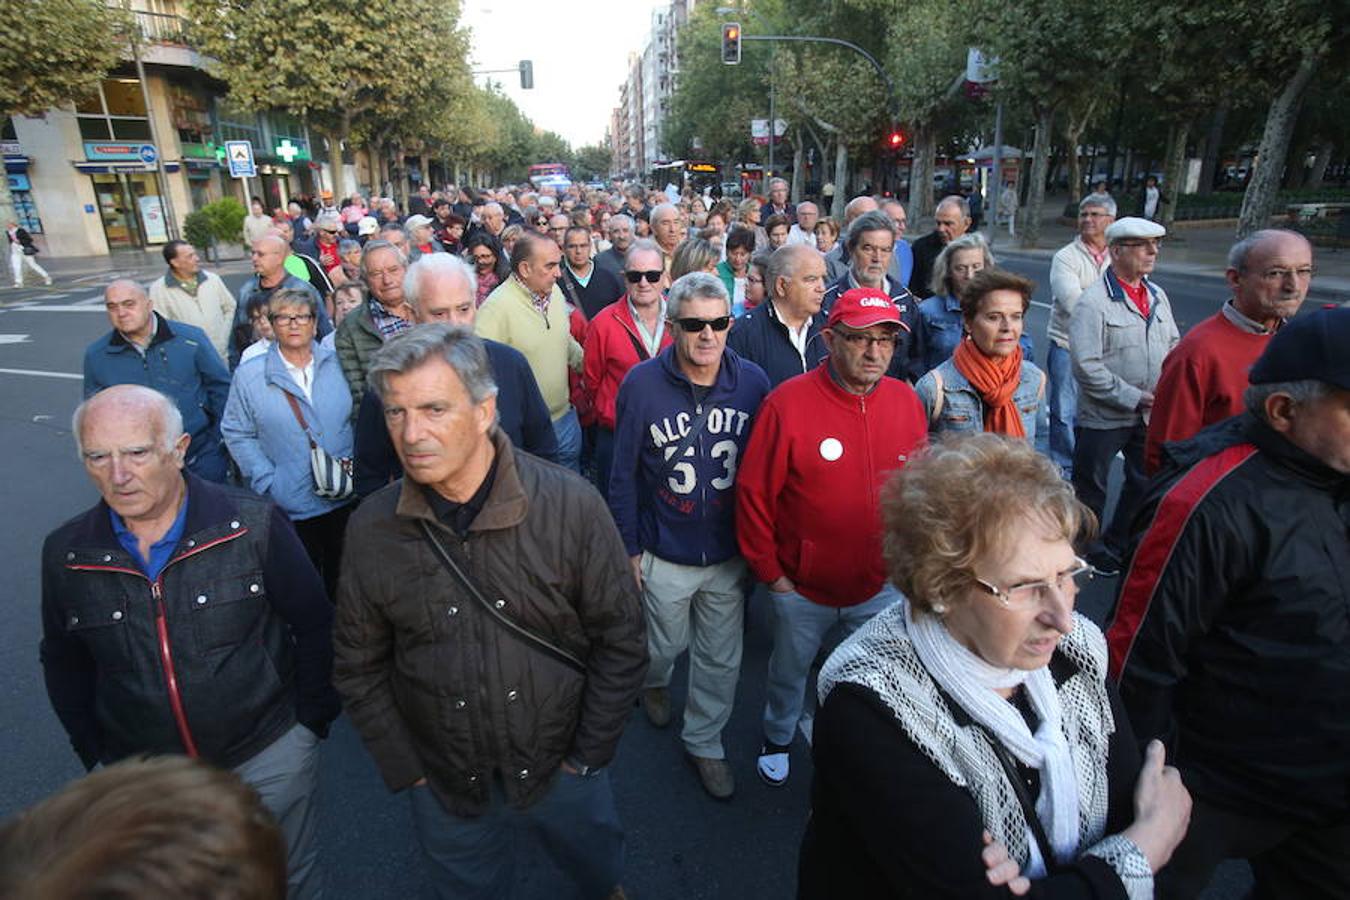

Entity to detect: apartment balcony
[126,9,209,69]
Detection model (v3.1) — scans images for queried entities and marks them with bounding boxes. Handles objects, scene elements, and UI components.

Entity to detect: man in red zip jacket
[40,384,339,899]
[583,239,674,498]
[736,287,928,787]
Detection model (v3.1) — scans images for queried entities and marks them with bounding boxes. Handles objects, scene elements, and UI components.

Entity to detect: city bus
[651,160,722,195]
[528,162,572,190]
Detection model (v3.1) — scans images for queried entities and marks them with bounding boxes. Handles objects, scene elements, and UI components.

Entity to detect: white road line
[7,305,106,312]
[73,295,106,306]
[0,367,82,380]
[0,334,31,344]
[1030,300,1052,310]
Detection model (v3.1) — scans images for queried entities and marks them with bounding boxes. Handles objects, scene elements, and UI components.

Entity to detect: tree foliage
[0,0,131,117]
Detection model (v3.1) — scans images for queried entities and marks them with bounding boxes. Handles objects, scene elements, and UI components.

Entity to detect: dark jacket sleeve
[38,531,104,770]
[567,486,648,768]
[905,301,928,382]
[801,684,1137,900]
[262,506,341,736]
[196,333,232,426]
[511,353,559,462]
[606,374,643,557]
[353,390,401,498]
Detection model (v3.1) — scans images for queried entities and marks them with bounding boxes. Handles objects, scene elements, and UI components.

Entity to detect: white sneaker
[757,747,790,786]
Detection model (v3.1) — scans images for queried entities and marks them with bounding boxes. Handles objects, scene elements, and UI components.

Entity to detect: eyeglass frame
[971,556,1093,609]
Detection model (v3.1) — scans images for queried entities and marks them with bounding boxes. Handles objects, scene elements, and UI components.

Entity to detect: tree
[186,0,468,200]
[0,0,131,223]
[574,145,613,181]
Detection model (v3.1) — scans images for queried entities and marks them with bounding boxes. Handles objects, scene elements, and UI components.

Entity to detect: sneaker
[686,753,735,800]
[757,741,791,787]
[640,687,671,728]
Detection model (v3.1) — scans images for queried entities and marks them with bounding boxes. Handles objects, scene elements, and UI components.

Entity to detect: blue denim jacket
[914,357,1045,441]
[918,294,1036,375]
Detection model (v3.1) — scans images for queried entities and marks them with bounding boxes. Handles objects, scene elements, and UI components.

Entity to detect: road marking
[1030,300,1051,310]
[0,367,82,380]
[7,305,106,312]
[73,295,106,306]
[0,334,31,344]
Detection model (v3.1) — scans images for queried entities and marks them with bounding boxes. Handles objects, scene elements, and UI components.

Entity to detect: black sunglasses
[625,269,663,284]
[672,315,732,333]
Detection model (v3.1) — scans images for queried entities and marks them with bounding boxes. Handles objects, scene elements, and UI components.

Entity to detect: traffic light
[519,59,534,90]
[721,23,742,65]
[887,130,906,150]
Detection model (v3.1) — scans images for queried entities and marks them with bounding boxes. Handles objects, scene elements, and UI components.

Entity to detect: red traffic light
[888,131,905,148]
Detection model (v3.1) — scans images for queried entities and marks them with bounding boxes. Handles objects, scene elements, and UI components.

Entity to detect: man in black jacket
[1109,307,1350,899]
[726,244,828,388]
[41,384,340,900]
[336,326,646,900]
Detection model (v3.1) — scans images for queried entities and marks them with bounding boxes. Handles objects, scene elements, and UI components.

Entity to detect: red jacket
[736,365,928,607]
[568,306,594,427]
[583,297,674,430]
[1144,310,1271,473]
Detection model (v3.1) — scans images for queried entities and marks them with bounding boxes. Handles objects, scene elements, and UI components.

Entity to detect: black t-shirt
[422,453,500,537]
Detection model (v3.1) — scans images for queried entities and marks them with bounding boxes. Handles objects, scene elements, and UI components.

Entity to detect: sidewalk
[8,245,253,289]
[978,195,1349,304]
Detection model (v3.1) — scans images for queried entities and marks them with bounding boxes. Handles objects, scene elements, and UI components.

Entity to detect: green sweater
[475,277,583,420]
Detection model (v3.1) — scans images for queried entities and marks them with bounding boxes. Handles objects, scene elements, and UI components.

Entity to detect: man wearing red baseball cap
[736,287,928,787]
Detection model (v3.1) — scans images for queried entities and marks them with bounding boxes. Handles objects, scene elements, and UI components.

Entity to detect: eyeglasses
[625,270,663,284]
[1117,239,1161,250]
[270,313,315,326]
[321,229,341,235]
[835,331,899,349]
[973,557,1093,610]
[672,315,732,333]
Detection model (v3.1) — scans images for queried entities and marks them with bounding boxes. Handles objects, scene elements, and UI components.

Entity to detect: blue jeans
[762,583,901,746]
[234,722,323,900]
[1046,344,1078,477]
[408,770,625,900]
[552,408,582,474]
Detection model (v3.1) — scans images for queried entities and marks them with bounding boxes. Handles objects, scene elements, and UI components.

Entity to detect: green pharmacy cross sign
[275,139,301,163]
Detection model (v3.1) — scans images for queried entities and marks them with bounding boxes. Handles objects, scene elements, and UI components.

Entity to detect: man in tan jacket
[148,240,236,360]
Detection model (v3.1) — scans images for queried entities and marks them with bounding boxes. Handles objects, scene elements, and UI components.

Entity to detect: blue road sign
[226,140,257,178]
[137,144,158,165]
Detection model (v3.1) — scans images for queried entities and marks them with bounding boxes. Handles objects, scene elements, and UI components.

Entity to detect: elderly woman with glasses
[222,287,354,600]
[799,434,1191,899]
[915,269,1046,441]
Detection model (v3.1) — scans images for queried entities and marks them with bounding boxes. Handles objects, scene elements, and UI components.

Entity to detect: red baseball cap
[827,287,902,330]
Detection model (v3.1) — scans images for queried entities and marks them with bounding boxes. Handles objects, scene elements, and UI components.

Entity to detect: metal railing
[131,9,190,44]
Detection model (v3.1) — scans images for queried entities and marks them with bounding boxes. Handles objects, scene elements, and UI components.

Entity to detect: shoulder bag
[283,390,353,500]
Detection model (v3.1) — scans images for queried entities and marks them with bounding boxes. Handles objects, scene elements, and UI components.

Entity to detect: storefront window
[77,78,152,149]
[111,119,153,141]
[78,118,113,140]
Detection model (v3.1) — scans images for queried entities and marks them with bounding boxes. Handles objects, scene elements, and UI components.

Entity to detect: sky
[460,0,667,150]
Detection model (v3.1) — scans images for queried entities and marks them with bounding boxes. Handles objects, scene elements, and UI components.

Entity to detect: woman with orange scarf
[915,268,1046,440]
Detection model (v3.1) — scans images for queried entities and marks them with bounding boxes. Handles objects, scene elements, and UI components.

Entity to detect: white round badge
[819,437,843,461]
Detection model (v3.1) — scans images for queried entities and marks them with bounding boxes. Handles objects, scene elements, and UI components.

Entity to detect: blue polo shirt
[109,493,189,581]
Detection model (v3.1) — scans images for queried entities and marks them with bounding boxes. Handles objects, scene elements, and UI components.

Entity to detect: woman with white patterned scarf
[798,434,1190,899]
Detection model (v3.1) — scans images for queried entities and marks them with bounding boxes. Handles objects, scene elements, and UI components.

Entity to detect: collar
[1103,267,1159,304]
[422,451,501,536]
[395,429,528,533]
[1221,299,1275,335]
[167,267,206,291]
[511,274,552,309]
[565,258,593,280]
[1242,414,1347,490]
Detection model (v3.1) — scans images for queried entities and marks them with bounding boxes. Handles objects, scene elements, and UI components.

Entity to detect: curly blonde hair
[881,434,1094,616]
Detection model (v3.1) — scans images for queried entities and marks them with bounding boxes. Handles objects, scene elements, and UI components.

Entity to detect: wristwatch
[566,758,599,777]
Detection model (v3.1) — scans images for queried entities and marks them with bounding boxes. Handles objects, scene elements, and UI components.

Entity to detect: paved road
[0,255,1253,898]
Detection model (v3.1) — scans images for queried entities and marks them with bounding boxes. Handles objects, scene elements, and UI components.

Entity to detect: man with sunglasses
[582,240,673,497]
[608,272,771,800]
[737,287,927,788]
[1068,217,1179,577]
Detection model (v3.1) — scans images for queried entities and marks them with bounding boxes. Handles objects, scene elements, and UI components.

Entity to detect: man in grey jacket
[1068,217,1179,576]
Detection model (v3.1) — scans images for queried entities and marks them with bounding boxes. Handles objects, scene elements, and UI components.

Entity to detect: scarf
[907,607,1079,877]
[952,339,1026,438]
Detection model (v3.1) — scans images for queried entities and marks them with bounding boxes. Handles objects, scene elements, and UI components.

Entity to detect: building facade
[610,0,695,182]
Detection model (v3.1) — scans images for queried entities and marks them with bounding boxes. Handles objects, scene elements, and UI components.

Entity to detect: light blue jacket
[914,356,1045,441]
[222,341,353,521]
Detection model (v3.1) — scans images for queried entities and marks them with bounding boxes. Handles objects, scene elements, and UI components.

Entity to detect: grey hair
[366,324,499,406]
[667,271,730,318]
[936,195,971,219]
[379,222,407,241]
[649,202,678,225]
[624,238,663,269]
[314,211,342,232]
[931,232,996,298]
[403,253,478,311]
[768,177,788,191]
[1244,379,1329,422]
[670,238,719,281]
[267,287,319,317]
[845,210,896,256]
[1227,229,1310,272]
[338,238,362,256]
[1079,194,1117,218]
[360,239,408,278]
[766,244,817,296]
[72,385,184,458]
[608,213,634,234]
[481,201,504,218]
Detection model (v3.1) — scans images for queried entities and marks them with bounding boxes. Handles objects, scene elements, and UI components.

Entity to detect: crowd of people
[6,173,1345,900]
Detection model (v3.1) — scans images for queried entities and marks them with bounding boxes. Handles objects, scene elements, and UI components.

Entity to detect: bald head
[251,234,289,280]
[74,384,183,457]
[843,196,879,227]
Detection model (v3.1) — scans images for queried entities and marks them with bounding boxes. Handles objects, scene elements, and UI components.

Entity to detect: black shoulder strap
[657,402,712,482]
[416,519,585,675]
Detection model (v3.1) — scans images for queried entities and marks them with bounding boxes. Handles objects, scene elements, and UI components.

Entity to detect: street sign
[226,140,257,178]
[750,119,787,146]
[275,139,300,163]
[138,144,158,165]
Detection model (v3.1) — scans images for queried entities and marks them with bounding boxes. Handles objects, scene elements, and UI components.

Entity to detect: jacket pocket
[66,596,135,673]
[190,572,267,653]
